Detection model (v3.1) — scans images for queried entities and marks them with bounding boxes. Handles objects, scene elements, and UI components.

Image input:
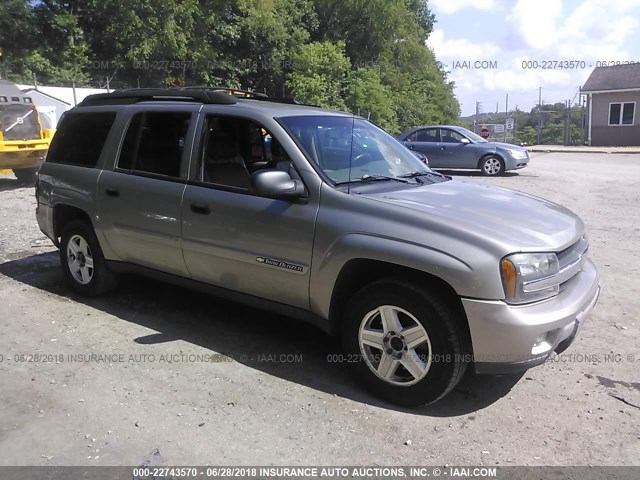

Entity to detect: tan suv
[36,88,599,406]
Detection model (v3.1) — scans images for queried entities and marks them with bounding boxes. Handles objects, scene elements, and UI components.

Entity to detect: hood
[483,141,526,152]
[361,179,583,252]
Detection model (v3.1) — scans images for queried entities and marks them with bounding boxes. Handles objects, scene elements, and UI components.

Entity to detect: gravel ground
[0,153,638,467]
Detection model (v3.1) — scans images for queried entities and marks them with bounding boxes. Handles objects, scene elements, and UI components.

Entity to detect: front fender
[309,232,497,320]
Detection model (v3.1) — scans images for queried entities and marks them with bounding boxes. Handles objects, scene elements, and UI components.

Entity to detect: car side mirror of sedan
[460,137,471,144]
[410,150,429,166]
[251,170,306,200]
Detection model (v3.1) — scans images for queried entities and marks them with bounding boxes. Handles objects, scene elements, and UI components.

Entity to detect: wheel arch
[53,204,94,242]
[477,152,504,170]
[328,258,472,350]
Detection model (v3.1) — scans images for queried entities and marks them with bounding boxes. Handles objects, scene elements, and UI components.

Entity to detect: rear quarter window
[46,112,117,167]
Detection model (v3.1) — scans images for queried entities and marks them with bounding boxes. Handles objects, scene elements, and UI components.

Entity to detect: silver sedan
[397,125,529,175]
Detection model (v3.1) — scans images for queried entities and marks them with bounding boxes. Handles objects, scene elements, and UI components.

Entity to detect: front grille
[557,235,589,289]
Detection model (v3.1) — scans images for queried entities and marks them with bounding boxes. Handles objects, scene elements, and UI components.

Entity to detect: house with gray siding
[582,65,640,146]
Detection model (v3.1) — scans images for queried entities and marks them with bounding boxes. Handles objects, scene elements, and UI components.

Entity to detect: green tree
[2,0,461,133]
[346,66,397,131]
[0,0,34,79]
[1,0,91,85]
[286,41,350,110]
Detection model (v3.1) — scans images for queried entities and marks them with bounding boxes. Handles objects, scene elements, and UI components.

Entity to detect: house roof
[582,65,640,92]
[21,88,70,106]
[16,84,110,106]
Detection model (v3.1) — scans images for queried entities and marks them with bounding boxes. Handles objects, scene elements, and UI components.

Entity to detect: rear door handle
[105,187,120,197]
[190,203,210,215]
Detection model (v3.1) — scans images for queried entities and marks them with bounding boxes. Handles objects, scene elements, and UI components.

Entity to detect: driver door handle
[190,203,210,215]
[105,187,120,197]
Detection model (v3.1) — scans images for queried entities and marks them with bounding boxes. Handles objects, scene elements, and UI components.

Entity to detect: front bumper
[504,154,529,171]
[462,258,599,374]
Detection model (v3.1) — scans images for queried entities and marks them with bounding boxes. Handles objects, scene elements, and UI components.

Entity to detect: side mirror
[410,150,429,166]
[460,137,471,144]
[251,170,306,199]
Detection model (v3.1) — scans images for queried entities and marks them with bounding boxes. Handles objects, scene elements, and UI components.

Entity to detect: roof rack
[180,86,300,105]
[79,88,238,107]
[180,86,268,98]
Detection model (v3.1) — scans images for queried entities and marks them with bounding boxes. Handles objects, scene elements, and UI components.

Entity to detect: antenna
[347,114,356,194]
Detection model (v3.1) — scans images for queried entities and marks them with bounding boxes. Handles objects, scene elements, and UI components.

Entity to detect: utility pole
[564,100,570,146]
[580,87,586,145]
[474,101,482,134]
[504,93,509,143]
[514,105,518,144]
[537,87,542,145]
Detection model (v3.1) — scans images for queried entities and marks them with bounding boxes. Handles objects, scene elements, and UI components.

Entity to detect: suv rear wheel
[342,280,467,406]
[60,220,117,296]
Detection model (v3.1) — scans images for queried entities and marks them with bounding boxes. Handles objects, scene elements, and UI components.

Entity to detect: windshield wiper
[336,174,410,185]
[399,170,438,184]
[361,174,410,183]
[399,170,438,178]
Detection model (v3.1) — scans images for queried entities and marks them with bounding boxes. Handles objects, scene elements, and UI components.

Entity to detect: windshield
[279,115,433,184]
[461,128,488,143]
[0,104,41,141]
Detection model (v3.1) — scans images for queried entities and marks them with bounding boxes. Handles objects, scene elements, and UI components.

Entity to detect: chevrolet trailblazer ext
[35,89,599,406]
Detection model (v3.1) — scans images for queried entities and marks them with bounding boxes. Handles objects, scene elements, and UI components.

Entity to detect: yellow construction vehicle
[0,79,54,183]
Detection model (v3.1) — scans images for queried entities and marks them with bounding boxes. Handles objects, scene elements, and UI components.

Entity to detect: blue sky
[426,0,640,116]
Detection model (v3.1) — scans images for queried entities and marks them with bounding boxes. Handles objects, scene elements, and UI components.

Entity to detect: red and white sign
[480,127,490,139]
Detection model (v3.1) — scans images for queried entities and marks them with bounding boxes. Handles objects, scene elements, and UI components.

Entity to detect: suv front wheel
[60,220,117,296]
[342,280,467,406]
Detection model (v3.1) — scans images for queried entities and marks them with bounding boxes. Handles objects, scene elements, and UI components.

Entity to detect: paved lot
[0,153,638,466]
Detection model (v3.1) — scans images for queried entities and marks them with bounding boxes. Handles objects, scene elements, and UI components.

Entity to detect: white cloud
[556,0,639,59]
[428,0,640,113]
[427,29,500,60]
[506,0,564,49]
[429,0,496,15]
[506,0,639,60]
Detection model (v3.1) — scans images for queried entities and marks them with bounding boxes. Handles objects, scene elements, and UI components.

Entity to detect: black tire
[480,155,505,176]
[14,167,38,184]
[341,280,468,407]
[60,220,118,296]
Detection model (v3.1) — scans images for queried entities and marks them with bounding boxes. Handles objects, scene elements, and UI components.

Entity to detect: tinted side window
[406,131,418,142]
[416,129,439,142]
[117,112,191,177]
[46,113,117,167]
[440,129,466,143]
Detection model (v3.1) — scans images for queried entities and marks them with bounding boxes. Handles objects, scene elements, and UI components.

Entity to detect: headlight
[501,253,560,304]
[506,148,528,159]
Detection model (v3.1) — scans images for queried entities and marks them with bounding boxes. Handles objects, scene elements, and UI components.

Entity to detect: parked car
[397,125,529,176]
[36,89,599,406]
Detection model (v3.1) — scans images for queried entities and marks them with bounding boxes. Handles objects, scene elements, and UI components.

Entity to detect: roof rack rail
[180,86,300,105]
[180,86,268,98]
[79,88,238,107]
